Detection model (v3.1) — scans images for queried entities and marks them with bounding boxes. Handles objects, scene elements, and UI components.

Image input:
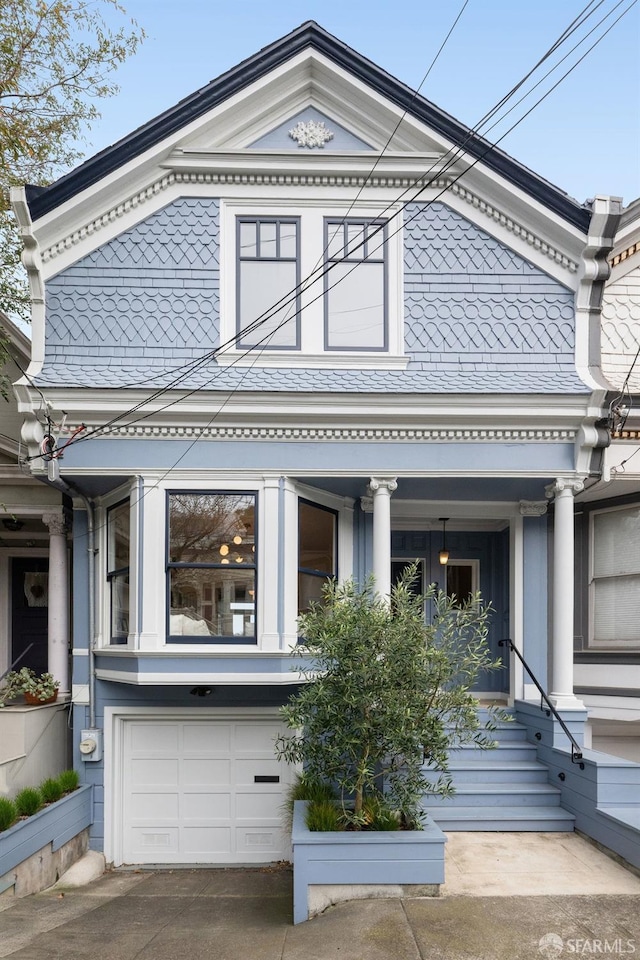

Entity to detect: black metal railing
[499,638,584,768]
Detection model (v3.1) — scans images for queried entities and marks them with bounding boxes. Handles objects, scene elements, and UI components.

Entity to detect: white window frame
[589,502,640,649]
[219,200,406,369]
[98,482,137,650]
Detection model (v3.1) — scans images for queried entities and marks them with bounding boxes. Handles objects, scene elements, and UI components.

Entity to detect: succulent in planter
[276,564,505,831]
[0,668,60,706]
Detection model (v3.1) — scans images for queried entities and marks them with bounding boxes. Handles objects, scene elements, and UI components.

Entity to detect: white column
[367,477,397,598]
[545,478,584,710]
[42,512,69,694]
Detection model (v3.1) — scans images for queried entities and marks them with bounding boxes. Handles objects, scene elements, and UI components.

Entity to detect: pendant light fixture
[438,517,449,565]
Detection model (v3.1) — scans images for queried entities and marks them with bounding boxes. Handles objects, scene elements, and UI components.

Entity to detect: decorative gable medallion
[288,119,334,149]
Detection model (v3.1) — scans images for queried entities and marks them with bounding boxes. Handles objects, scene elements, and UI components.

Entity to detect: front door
[11,557,49,674]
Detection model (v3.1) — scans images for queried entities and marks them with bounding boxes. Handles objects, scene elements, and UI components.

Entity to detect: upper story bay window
[167,492,257,643]
[221,204,405,368]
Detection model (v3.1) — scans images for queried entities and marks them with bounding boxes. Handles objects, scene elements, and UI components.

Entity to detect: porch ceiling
[298,476,558,502]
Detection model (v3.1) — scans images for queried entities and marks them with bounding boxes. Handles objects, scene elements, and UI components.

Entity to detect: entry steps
[421,710,575,832]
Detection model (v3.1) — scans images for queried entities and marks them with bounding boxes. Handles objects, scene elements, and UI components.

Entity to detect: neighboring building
[575,198,640,761]
[10,22,634,863]
[0,313,69,795]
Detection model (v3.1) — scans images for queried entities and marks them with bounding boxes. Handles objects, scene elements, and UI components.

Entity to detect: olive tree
[276,567,503,828]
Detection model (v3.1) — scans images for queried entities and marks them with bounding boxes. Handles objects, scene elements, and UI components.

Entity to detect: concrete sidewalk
[1,833,640,959]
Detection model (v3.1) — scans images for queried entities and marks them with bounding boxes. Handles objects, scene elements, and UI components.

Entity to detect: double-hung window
[591,505,640,646]
[298,499,337,615]
[324,218,387,351]
[237,217,300,349]
[107,501,130,645]
[167,492,257,643]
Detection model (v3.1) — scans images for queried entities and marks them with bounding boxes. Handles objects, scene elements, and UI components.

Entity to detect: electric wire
[23,0,636,466]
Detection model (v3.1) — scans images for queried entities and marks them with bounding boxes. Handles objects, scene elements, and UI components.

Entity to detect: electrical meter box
[79,729,103,762]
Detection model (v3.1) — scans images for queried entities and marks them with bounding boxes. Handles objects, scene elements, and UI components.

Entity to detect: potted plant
[275,565,505,922]
[0,668,60,706]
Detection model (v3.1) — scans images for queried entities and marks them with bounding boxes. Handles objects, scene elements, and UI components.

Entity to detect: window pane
[327,223,344,260]
[169,494,255,565]
[299,502,336,575]
[594,575,640,643]
[447,564,473,604]
[279,223,297,259]
[110,572,129,641]
[346,223,365,258]
[593,507,640,577]
[298,572,327,615]
[238,260,298,347]
[239,221,257,257]
[365,222,386,259]
[170,568,255,638]
[326,262,385,349]
[259,221,277,257]
[108,502,130,572]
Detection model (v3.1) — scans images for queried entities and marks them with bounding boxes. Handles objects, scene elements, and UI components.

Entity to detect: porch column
[42,512,69,694]
[367,477,397,598]
[544,479,584,710]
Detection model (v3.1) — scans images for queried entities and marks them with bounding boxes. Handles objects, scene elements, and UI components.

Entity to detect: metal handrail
[499,638,585,768]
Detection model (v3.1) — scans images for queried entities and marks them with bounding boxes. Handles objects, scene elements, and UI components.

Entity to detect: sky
[82,0,640,207]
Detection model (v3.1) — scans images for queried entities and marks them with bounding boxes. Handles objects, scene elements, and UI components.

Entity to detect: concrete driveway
[2,833,640,959]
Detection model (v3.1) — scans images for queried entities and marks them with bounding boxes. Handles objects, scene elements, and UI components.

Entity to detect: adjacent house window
[324,218,387,350]
[107,501,130,644]
[168,492,256,642]
[591,505,640,646]
[298,500,337,614]
[237,217,300,349]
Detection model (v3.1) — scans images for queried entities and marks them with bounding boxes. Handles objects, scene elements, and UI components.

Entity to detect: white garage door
[121,717,292,864]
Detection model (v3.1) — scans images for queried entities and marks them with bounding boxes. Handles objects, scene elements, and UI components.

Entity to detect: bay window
[168,492,257,643]
[298,499,337,614]
[591,505,640,646]
[107,500,130,645]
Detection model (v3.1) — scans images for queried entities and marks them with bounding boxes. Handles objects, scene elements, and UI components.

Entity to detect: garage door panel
[180,827,232,854]
[130,723,179,751]
[130,758,179,786]
[183,724,231,752]
[182,758,230,786]
[182,793,231,819]
[121,716,291,865]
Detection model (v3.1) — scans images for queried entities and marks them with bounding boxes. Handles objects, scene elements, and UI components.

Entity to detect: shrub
[305,800,342,832]
[14,787,42,817]
[57,769,80,793]
[276,565,503,829]
[40,778,63,804]
[0,796,17,831]
[363,793,402,831]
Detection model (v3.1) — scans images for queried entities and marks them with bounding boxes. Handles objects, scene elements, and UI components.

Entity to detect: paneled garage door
[121,717,292,864]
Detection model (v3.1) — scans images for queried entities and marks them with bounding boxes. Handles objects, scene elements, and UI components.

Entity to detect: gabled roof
[27,21,590,231]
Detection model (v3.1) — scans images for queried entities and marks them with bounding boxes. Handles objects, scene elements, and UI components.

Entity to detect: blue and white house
[11,23,637,867]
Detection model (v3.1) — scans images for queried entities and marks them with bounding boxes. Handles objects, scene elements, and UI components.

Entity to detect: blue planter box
[292,800,446,923]
[0,785,93,878]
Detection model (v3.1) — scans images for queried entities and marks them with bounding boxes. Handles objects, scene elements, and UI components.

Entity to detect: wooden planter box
[291,800,446,923]
[0,785,93,879]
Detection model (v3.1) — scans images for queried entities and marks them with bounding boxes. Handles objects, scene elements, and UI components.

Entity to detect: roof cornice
[26,21,590,232]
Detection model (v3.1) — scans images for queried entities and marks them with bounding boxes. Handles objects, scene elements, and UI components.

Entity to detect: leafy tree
[0,0,144,323]
[276,567,504,829]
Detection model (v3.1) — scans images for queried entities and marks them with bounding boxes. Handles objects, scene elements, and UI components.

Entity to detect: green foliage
[0,796,17,831]
[40,777,63,804]
[276,565,503,829]
[0,0,144,320]
[57,769,80,793]
[362,793,402,831]
[282,773,337,833]
[305,800,342,833]
[14,786,41,817]
[0,667,59,705]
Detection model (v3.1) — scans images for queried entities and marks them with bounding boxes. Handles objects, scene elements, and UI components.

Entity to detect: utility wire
[25,0,635,461]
